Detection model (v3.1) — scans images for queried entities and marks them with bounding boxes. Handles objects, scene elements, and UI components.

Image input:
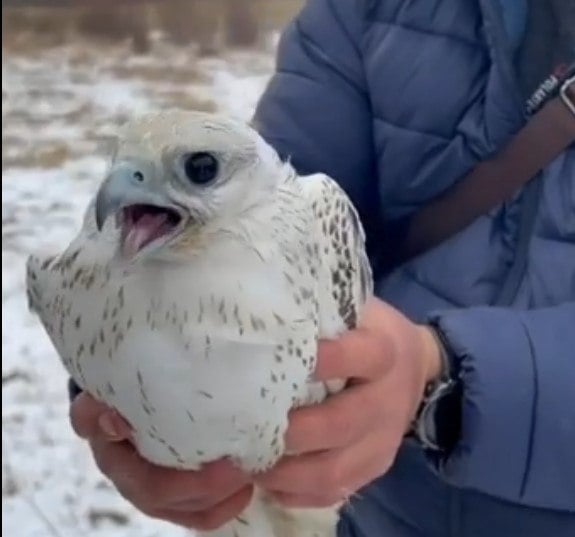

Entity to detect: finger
[149,485,254,532]
[257,427,400,497]
[168,460,252,511]
[285,381,384,453]
[91,437,154,506]
[97,412,133,442]
[70,392,130,441]
[70,392,105,438]
[92,438,248,510]
[359,297,398,329]
[315,331,394,382]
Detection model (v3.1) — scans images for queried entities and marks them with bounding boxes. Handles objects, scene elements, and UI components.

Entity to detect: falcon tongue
[122,212,172,258]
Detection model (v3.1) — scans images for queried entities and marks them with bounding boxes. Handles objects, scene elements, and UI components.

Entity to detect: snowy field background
[2,22,280,537]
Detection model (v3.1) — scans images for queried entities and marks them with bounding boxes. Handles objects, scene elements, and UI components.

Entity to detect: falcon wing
[25,201,120,389]
[299,173,373,338]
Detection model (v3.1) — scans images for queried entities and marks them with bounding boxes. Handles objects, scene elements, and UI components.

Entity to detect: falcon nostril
[133,171,144,182]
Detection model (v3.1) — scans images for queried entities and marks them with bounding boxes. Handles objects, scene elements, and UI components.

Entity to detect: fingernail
[98,413,120,440]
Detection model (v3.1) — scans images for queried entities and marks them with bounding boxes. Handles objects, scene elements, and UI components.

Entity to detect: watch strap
[412,325,462,452]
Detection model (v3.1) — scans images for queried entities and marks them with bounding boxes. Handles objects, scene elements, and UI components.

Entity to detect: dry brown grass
[108,63,206,85]
[3,0,294,173]
[2,141,73,170]
[2,0,303,54]
[148,90,216,113]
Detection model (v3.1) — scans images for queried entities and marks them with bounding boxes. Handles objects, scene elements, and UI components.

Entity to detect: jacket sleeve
[429,302,575,512]
[253,0,380,248]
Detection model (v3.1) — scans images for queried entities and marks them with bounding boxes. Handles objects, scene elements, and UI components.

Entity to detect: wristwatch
[412,326,462,454]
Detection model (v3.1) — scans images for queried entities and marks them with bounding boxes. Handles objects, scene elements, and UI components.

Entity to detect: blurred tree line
[2,0,302,53]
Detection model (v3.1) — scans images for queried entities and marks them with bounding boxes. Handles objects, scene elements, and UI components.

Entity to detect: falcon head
[95,110,284,260]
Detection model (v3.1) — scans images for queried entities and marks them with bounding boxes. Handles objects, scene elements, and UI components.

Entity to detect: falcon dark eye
[183,152,219,185]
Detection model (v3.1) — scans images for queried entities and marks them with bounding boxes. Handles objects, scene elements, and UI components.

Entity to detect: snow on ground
[2,37,275,537]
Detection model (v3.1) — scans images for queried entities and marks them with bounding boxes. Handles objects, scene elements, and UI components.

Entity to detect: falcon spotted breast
[26,110,373,537]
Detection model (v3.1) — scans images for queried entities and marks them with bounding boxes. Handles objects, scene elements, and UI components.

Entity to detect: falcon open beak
[95,162,185,258]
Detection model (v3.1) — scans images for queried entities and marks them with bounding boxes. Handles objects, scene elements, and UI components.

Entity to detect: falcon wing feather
[299,173,373,338]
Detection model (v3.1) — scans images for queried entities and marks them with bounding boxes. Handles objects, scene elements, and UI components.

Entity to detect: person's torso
[336,0,574,535]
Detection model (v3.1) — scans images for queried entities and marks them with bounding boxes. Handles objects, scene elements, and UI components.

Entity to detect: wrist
[411,323,463,454]
[416,325,443,384]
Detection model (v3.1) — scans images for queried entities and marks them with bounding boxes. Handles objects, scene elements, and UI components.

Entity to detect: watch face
[416,380,462,453]
[434,381,462,453]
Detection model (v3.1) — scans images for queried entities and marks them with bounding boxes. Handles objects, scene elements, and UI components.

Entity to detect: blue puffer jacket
[253,0,575,535]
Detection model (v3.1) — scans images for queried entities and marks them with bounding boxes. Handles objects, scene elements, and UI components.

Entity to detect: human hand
[70,392,253,531]
[255,297,442,507]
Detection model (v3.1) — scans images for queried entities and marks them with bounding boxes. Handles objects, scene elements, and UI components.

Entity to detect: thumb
[315,330,394,382]
[70,392,131,442]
